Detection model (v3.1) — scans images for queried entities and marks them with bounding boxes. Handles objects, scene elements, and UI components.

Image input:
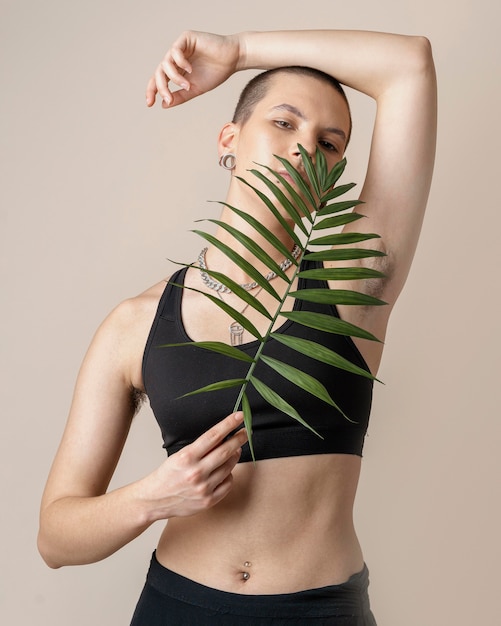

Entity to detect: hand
[146,30,241,109]
[139,411,248,520]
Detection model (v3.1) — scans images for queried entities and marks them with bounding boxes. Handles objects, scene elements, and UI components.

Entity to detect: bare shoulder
[93,278,171,393]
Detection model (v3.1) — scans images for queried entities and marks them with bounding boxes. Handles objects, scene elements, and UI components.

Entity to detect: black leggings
[130,552,377,625]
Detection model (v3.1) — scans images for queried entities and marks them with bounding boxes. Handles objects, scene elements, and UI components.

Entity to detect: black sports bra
[142,258,373,463]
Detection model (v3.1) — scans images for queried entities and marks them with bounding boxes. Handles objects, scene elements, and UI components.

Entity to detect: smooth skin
[39,29,437,595]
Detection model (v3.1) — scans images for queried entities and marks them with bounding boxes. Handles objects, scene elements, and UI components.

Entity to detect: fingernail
[234,411,244,421]
[163,96,171,106]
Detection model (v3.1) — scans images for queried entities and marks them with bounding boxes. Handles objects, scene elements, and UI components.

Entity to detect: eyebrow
[271,103,347,141]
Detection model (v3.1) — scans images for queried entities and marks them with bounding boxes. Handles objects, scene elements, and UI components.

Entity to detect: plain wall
[1,0,500,624]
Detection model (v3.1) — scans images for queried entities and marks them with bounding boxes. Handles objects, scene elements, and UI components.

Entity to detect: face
[220,73,351,209]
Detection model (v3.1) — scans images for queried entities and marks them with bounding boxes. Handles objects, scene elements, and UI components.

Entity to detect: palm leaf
[168,262,274,320]
[168,282,264,340]
[309,232,381,246]
[246,169,309,235]
[250,376,323,437]
[324,157,348,189]
[270,333,379,384]
[241,392,255,462]
[278,311,382,343]
[164,146,385,458]
[209,201,298,262]
[304,248,386,262]
[297,267,385,281]
[298,145,321,197]
[313,212,365,230]
[202,218,291,281]
[274,155,318,209]
[235,176,302,248]
[192,230,281,301]
[290,288,386,307]
[159,341,255,362]
[260,354,348,418]
[317,199,364,215]
[257,165,314,221]
[180,378,248,398]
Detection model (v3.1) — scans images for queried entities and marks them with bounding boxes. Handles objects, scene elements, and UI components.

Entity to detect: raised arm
[148,29,437,309]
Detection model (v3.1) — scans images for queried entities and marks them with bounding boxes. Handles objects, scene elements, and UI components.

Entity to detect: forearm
[238,30,433,98]
[38,479,155,568]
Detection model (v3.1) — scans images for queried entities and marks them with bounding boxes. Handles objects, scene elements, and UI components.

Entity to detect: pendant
[230,322,244,346]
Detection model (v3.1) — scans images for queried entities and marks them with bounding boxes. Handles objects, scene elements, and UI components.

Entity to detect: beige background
[1,0,500,624]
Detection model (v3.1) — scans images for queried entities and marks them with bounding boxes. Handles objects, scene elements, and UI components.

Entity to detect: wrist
[235,31,257,72]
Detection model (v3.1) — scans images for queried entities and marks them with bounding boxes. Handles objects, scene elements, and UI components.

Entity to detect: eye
[319,140,338,152]
[275,120,293,129]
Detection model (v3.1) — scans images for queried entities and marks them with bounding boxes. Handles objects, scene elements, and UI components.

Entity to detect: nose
[290,137,316,164]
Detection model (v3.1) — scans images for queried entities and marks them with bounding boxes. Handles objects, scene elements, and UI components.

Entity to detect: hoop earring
[219,153,236,170]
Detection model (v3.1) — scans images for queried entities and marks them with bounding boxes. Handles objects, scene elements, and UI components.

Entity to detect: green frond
[309,232,381,247]
[247,169,309,235]
[192,230,281,301]
[185,267,274,320]
[209,201,298,262]
[273,155,317,209]
[180,378,248,398]
[159,341,256,362]
[169,281,264,341]
[242,392,255,463]
[303,249,387,262]
[257,164,314,221]
[297,267,385,281]
[203,219,291,281]
[270,333,379,385]
[313,212,365,230]
[250,376,323,437]
[290,288,387,307]
[278,311,382,343]
[317,199,365,217]
[235,176,302,248]
[315,147,328,189]
[318,182,356,201]
[163,148,385,457]
[324,157,347,189]
[298,145,321,197]
[260,354,348,418]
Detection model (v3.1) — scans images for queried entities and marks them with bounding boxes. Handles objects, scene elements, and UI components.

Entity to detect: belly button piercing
[242,571,250,581]
[243,561,252,568]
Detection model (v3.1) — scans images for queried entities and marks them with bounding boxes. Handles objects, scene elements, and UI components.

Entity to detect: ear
[217,122,239,158]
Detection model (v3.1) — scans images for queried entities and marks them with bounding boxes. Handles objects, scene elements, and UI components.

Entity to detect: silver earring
[219,153,236,170]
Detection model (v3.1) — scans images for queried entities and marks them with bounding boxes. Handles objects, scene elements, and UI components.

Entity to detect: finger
[170,46,193,81]
[155,64,174,106]
[207,446,244,497]
[189,412,245,459]
[145,76,158,107]
[160,56,191,90]
[163,86,198,109]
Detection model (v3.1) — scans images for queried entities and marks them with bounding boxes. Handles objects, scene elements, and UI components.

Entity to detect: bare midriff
[155,453,364,594]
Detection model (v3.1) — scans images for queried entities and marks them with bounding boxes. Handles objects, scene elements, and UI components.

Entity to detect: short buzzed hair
[232,66,352,146]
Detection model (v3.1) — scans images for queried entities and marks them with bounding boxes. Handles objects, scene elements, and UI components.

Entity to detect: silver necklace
[216,287,264,346]
[197,244,301,294]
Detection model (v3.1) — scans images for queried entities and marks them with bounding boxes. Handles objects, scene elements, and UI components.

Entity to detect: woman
[38,29,437,624]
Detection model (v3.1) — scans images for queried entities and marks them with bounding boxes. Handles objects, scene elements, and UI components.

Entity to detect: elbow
[409,35,435,75]
[37,532,63,569]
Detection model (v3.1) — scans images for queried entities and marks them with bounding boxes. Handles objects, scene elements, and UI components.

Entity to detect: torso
[128,262,391,593]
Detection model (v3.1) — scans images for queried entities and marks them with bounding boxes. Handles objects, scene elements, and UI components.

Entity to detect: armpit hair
[130,387,147,416]
[360,241,393,299]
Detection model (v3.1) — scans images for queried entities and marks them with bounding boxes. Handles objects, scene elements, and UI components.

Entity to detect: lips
[276,169,308,186]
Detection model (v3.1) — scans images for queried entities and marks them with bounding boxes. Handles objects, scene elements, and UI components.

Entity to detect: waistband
[145,552,372,618]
